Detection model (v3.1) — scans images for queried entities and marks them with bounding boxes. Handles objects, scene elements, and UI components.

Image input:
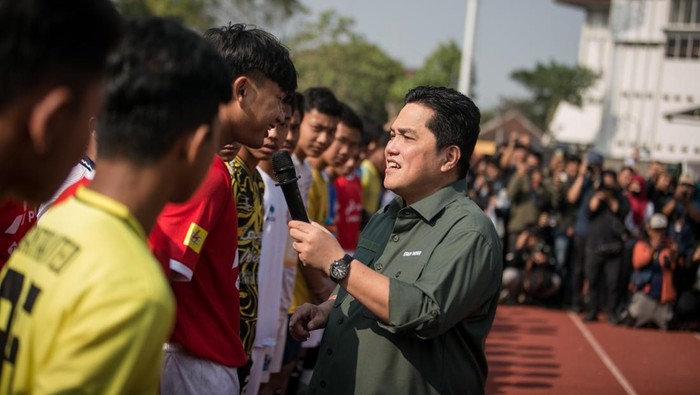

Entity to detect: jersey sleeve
[150,163,230,280]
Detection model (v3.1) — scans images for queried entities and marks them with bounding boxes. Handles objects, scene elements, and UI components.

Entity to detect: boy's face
[219,75,286,150]
[336,153,359,177]
[248,103,292,161]
[296,109,338,158]
[321,122,361,169]
[281,109,302,153]
[219,143,241,162]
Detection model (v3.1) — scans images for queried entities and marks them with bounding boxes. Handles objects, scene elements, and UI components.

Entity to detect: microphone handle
[279,181,309,223]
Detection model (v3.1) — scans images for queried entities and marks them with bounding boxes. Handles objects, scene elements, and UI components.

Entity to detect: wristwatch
[329,254,353,282]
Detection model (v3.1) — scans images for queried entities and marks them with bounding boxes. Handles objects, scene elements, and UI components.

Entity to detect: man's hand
[289,221,345,274]
[289,301,332,341]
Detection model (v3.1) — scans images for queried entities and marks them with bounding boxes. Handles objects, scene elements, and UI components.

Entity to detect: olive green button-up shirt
[308,179,503,395]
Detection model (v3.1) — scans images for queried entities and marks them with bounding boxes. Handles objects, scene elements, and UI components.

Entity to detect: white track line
[567,312,638,395]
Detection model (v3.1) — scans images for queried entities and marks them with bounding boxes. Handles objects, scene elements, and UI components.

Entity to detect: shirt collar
[74,186,146,240]
[384,179,467,223]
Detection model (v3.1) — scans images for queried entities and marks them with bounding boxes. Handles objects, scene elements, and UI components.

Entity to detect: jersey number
[0,268,41,377]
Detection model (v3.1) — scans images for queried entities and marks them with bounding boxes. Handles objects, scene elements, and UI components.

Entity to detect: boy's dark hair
[204,24,297,94]
[339,102,365,149]
[375,130,392,149]
[0,0,123,110]
[339,103,364,135]
[98,17,232,164]
[360,117,383,148]
[303,87,342,118]
[404,86,481,179]
[289,91,305,117]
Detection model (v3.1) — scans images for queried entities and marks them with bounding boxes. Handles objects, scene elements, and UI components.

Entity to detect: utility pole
[458,0,478,96]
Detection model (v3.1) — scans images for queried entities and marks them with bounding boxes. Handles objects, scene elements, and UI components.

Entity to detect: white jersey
[255,169,290,348]
[291,153,312,208]
[37,156,96,219]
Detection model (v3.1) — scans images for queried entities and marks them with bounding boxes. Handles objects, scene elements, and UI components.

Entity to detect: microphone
[271,150,309,223]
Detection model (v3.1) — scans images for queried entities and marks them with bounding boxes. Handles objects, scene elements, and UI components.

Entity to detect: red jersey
[54,176,91,206]
[148,158,246,367]
[334,173,363,252]
[0,200,37,266]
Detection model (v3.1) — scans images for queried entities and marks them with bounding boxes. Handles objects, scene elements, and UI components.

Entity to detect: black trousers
[585,249,621,316]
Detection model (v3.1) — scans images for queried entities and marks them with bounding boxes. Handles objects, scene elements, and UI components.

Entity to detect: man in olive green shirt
[288,86,502,394]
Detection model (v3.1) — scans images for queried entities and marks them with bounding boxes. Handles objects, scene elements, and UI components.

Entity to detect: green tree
[217,0,306,28]
[117,0,305,31]
[289,11,404,122]
[510,60,598,130]
[117,0,214,30]
[389,40,462,104]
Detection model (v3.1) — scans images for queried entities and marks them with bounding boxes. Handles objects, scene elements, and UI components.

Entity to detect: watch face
[330,259,350,281]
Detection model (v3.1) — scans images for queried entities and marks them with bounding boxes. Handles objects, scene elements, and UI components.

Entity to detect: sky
[277,0,587,110]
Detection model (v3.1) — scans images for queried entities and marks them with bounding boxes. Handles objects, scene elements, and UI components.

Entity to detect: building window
[682,146,688,153]
[670,0,700,24]
[695,147,700,154]
[666,37,677,57]
[656,144,662,151]
[665,33,700,59]
[669,145,676,152]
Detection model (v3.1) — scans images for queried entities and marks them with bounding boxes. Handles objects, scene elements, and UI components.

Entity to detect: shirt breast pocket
[388,254,429,284]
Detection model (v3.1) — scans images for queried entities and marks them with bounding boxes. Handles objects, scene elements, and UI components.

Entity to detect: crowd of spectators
[466,133,700,331]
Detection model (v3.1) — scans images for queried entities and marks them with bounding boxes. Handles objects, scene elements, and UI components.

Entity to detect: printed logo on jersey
[5,204,37,235]
[183,222,208,254]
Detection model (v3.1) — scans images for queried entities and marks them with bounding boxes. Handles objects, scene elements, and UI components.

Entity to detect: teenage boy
[0,0,122,203]
[0,17,231,394]
[149,24,296,395]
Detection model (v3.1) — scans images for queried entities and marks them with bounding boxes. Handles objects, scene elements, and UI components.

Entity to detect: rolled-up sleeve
[380,228,501,339]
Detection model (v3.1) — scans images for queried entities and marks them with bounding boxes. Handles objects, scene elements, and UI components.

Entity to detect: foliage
[389,40,463,105]
[217,0,306,28]
[289,11,404,123]
[117,0,214,30]
[510,60,598,130]
[116,0,305,31]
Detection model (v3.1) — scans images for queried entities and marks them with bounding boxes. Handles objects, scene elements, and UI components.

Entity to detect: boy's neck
[237,147,260,172]
[258,159,273,177]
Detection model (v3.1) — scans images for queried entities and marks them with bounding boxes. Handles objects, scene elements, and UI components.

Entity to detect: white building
[550,0,700,172]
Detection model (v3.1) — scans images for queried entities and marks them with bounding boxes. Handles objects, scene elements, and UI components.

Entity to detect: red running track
[485,305,700,395]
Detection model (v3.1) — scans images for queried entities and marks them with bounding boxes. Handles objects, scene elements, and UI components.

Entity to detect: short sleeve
[149,162,230,279]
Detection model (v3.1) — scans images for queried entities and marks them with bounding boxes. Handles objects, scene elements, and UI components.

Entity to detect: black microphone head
[271,150,298,185]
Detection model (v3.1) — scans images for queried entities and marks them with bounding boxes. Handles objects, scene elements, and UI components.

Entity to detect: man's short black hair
[404,86,481,179]
[204,23,297,94]
[303,87,342,118]
[98,17,232,164]
[0,0,123,110]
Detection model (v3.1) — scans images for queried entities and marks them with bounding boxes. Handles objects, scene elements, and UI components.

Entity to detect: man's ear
[28,87,72,155]
[440,145,461,173]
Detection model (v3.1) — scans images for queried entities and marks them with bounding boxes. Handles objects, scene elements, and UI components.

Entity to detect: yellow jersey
[0,187,174,395]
